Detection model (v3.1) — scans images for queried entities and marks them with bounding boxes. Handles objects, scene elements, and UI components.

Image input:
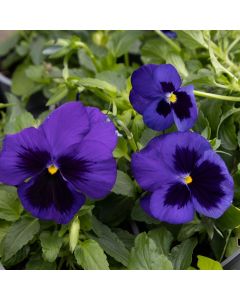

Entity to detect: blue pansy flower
[0,102,117,224]
[130,64,198,131]
[131,132,233,224]
[161,30,177,39]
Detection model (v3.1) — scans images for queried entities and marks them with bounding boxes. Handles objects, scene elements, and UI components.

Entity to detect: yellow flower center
[184,175,193,185]
[48,165,58,175]
[168,93,177,103]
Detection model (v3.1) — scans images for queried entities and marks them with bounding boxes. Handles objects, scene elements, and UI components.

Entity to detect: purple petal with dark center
[0,127,51,185]
[131,135,178,192]
[143,100,174,131]
[83,106,117,152]
[57,141,117,199]
[172,85,198,131]
[154,64,182,92]
[156,132,211,172]
[150,182,195,224]
[129,89,153,114]
[131,64,162,100]
[40,101,90,158]
[190,150,233,218]
[18,170,86,224]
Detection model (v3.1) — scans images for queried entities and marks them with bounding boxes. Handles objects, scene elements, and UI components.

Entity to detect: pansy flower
[129,64,198,131]
[131,132,233,224]
[0,102,117,224]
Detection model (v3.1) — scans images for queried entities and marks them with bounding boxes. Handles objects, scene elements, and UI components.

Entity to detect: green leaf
[197,255,223,270]
[0,261,4,270]
[69,217,80,253]
[46,84,69,106]
[96,71,125,91]
[200,101,222,136]
[108,31,142,57]
[225,237,239,257]
[219,116,237,150]
[91,216,129,266]
[166,53,188,77]
[177,220,204,242]
[0,220,11,245]
[78,49,97,72]
[178,30,208,49]
[40,231,63,262]
[0,185,22,221]
[25,65,50,83]
[113,137,129,159]
[75,77,117,95]
[171,238,197,270]
[193,110,210,136]
[216,205,240,230]
[94,194,133,227]
[209,45,236,79]
[141,39,168,63]
[74,239,109,270]
[11,63,41,97]
[148,227,174,256]
[128,232,173,270]
[112,170,135,197]
[30,36,46,65]
[140,128,158,148]
[1,216,40,261]
[131,199,159,224]
[131,114,144,141]
[3,245,30,268]
[112,228,135,250]
[26,255,56,270]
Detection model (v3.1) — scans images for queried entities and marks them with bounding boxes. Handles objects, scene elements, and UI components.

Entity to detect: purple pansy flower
[161,30,177,39]
[129,64,198,132]
[0,102,117,224]
[131,132,233,224]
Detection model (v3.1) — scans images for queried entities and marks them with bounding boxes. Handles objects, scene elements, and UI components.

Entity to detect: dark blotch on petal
[17,148,50,176]
[190,160,226,209]
[156,100,172,117]
[173,146,200,174]
[25,170,75,212]
[164,182,191,209]
[57,155,91,184]
[161,82,175,93]
[172,91,193,120]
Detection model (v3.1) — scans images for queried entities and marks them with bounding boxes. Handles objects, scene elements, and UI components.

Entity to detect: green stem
[124,53,129,67]
[219,230,232,262]
[194,90,240,102]
[155,30,181,53]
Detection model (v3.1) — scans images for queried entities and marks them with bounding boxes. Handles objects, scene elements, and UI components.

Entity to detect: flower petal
[143,100,174,131]
[129,89,153,114]
[83,106,117,151]
[156,132,211,172]
[154,64,182,92]
[18,170,86,224]
[172,85,198,131]
[131,135,178,192]
[131,64,162,100]
[0,127,51,185]
[40,101,90,157]
[57,141,117,199]
[191,150,233,218]
[150,183,195,224]
[140,193,154,217]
